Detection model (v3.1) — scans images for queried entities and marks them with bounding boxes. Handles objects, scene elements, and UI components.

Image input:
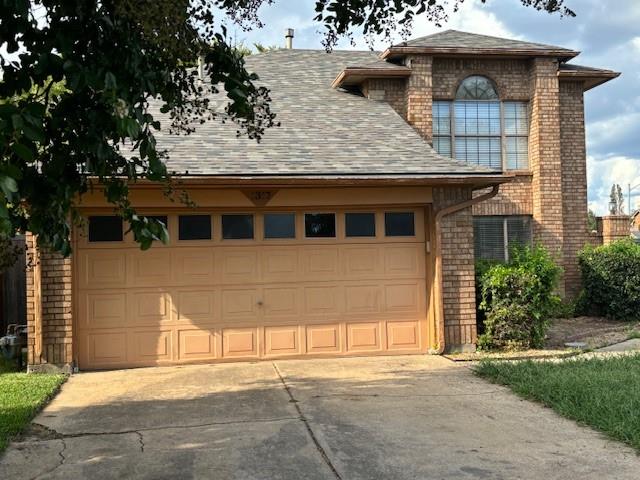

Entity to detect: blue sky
[226,0,639,215]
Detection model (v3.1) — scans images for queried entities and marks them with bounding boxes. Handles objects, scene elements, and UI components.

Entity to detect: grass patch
[0,358,66,451]
[475,354,640,451]
[627,330,640,340]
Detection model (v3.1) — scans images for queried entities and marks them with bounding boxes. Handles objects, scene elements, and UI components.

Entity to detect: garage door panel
[79,292,126,329]
[178,328,217,360]
[129,251,172,287]
[383,282,422,314]
[86,332,128,366]
[384,246,425,277]
[129,291,173,325]
[265,326,302,356]
[222,289,259,318]
[262,248,300,282]
[222,328,258,358]
[302,247,340,278]
[173,250,215,285]
[304,285,341,315]
[346,322,382,352]
[306,324,342,354]
[219,250,259,284]
[342,246,382,278]
[78,251,126,289]
[177,290,217,324]
[387,321,421,350]
[263,287,300,318]
[131,330,172,362]
[344,284,380,314]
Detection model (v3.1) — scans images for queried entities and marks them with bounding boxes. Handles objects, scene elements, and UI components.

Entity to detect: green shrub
[477,245,562,350]
[578,240,640,320]
[474,259,499,334]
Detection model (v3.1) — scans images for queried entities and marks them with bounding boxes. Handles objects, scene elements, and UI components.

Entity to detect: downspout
[432,185,500,354]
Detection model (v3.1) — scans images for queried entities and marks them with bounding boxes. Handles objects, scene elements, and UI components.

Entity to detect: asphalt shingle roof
[394,29,577,55]
[153,49,498,177]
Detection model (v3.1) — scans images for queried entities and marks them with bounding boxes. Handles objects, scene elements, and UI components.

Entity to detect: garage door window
[222,214,254,239]
[179,215,212,240]
[264,213,296,239]
[345,213,376,237]
[305,213,336,238]
[88,216,123,242]
[385,212,415,237]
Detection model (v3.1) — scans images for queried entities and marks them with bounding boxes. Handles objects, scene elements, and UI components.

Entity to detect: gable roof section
[381,29,579,61]
[152,49,502,179]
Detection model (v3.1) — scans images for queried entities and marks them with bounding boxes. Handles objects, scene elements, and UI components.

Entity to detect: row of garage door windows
[88,211,416,242]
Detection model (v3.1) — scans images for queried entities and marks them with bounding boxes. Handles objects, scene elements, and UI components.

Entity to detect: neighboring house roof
[559,63,621,90]
[153,49,502,179]
[381,29,579,60]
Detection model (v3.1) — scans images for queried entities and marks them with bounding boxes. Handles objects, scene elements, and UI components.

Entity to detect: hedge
[578,240,640,321]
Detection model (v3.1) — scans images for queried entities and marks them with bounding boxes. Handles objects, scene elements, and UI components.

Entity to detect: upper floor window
[433,75,529,171]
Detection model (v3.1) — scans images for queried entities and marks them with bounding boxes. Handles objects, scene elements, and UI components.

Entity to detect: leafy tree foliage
[1,0,575,257]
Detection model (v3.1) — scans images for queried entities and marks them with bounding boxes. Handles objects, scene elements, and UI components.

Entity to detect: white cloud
[587,155,640,215]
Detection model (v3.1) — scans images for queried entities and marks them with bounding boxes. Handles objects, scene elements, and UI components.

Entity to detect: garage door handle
[257,300,263,306]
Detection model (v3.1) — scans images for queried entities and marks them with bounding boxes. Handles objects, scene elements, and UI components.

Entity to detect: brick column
[601,215,630,244]
[405,55,433,141]
[433,187,477,352]
[25,233,74,373]
[560,81,589,297]
[529,58,565,294]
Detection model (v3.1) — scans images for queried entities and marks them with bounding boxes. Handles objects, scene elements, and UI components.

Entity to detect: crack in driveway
[272,362,343,480]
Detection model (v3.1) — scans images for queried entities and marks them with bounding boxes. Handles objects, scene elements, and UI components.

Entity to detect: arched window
[456,75,499,100]
[432,75,529,171]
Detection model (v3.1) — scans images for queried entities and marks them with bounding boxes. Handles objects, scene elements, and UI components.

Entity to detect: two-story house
[25,30,619,371]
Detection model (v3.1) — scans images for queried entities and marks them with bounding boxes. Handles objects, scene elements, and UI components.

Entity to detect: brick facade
[25,233,73,371]
[600,215,631,244]
[432,187,477,351]
[365,54,592,349]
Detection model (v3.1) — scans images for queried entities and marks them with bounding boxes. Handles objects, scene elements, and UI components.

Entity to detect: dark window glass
[179,215,211,240]
[264,213,296,239]
[305,213,336,238]
[147,215,168,227]
[345,213,376,237]
[385,212,415,237]
[222,214,254,240]
[473,216,505,262]
[88,216,123,242]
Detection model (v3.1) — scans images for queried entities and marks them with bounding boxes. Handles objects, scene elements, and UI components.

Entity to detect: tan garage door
[76,208,428,369]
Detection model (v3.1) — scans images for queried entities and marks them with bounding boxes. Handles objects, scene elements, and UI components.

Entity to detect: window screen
[345,213,376,237]
[305,213,336,238]
[473,216,532,261]
[504,102,529,170]
[88,216,123,242]
[385,212,415,237]
[264,213,296,239]
[178,215,211,240]
[222,214,254,240]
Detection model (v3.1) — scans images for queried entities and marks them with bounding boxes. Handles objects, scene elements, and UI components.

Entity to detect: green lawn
[0,358,66,451]
[475,354,640,450]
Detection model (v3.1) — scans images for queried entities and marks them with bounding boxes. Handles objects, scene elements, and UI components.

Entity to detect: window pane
[507,216,532,251]
[506,136,529,170]
[503,102,529,135]
[385,212,415,236]
[345,213,376,237]
[89,216,123,242]
[305,213,336,238]
[432,101,451,135]
[222,214,254,239]
[455,137,502,169]
[433,136,451,157]
[454,101,500,136]
[456,76,498,100]
[264,213,296,239]
[473,217,505,261]
[179,215,211,240]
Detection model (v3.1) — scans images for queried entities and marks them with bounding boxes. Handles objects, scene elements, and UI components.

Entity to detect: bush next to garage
[577,240,640,321]
[476,245,562,350]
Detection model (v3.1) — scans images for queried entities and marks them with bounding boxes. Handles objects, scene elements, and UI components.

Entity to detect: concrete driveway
[2,355,639,479]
